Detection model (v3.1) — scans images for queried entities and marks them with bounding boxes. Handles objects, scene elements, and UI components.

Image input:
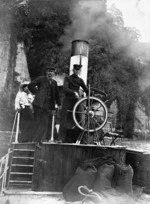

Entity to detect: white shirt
[15,91,34,110]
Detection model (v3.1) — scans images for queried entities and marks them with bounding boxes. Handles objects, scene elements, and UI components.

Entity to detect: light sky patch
[107,0,150,42]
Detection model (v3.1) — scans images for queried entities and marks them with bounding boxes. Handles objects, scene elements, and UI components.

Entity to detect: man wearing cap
[58,64,88,143]
[28,67,61,147]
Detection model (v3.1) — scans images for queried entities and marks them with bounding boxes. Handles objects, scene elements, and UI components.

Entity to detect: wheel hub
[88,110,94,118]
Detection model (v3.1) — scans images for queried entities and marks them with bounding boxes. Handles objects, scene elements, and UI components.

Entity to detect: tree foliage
[9,0,71,78]
[141,88,150,117]
[0,0,147,136]
[87,6,143,137]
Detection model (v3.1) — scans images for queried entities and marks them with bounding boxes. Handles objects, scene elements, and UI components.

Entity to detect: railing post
[10,112,18,145]
[15,112,20,143]
[50,110,55,142]
[87,84,91,139]
[0,149,11,195]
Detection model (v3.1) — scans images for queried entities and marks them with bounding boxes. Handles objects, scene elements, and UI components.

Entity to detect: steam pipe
[79,54,82,66]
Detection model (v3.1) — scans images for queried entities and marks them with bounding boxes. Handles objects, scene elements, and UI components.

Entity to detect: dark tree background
[0,0,149,137]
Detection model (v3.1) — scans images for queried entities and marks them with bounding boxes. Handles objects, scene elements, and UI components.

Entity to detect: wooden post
[49,111,55,142]
[15,112,20,143]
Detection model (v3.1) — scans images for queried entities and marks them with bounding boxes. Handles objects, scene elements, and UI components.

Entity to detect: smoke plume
[60,0,150,92]
[60,0,107,50]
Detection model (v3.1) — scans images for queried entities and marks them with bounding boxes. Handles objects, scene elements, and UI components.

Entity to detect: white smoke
[61,0,107,50]
[71,0,106,38]
[61,0,141,57]
[61,0,150,92]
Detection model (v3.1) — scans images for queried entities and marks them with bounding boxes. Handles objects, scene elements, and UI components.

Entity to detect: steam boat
[0,40,150,197]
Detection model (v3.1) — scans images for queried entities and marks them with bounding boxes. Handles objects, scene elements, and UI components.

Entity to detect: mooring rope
[78,185,102,203]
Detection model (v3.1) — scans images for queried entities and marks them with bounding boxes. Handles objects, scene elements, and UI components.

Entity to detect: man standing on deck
[28,67,61,147]
[58,64,89,143]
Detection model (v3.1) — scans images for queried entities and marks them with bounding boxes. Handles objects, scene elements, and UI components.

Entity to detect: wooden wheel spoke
[75,111,86,114]
[81,102,87,110]
[94,103,103,111]
[93,117,103,127]
[94,114,105,119]
[80,118,88,130]
[67,110,73,112]
[90,99,94,107]
[77,117,87,125]
[72,117,86,129]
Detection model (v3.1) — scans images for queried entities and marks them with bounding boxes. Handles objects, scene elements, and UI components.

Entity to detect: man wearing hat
[28,67,61,147]
[58,64,88,143]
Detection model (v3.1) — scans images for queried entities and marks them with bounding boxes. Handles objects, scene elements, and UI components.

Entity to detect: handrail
[10,111,20,145]
[15,112,20,143]
[0,111,20,194]
[9,112,18,145]
[0,111,21,194]
[0,149,12,195]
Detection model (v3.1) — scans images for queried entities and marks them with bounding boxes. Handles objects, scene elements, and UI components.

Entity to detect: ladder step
[10,173,32,181]
[13,156,34,159]
[11,165,33,173]
[8,144,35,189]
[13,151,34,157]
[13,149,35,152]
[12,164,33,167]
[9,180,32,184]
[13,143,35,149]
[12,158,34,165]
[10,172,33,175]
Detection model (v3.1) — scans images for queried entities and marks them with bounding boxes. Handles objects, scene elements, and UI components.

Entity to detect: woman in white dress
[15,81,34,142]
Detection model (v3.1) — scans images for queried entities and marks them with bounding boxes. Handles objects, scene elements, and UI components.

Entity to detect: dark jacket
[63,74,89,98]
[28,76,61,110]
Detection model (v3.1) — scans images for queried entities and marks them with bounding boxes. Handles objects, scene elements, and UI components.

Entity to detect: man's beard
[47,75,52,80]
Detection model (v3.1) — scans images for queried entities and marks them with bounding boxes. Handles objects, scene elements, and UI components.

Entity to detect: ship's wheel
[73,96,108,132]
[72,87,108,144]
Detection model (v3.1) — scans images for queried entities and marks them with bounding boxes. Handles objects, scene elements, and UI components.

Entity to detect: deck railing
[0,111,21,194]
[10,111,20,144]
[0,149,12,195]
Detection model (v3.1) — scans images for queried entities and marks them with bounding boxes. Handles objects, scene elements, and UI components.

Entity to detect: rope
[78,185,102,203]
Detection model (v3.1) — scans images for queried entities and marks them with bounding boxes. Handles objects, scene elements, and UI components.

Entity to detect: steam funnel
[70,40,89,85]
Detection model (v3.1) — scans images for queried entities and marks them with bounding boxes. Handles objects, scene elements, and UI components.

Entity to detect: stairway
[7,143,35,190]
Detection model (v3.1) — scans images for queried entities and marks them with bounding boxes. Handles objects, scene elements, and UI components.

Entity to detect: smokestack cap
[73,64,82,70]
